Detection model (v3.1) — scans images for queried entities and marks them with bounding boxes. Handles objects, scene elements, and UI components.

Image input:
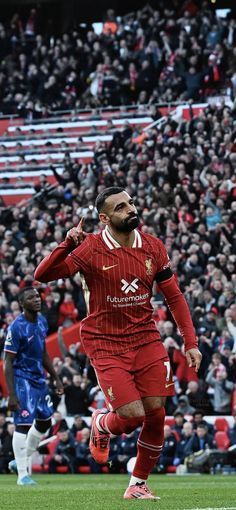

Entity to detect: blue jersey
[4,313,48,387]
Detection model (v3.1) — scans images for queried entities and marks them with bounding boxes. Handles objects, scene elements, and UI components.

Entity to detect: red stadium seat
[166,466,177,473]
[214,431,230,450]
[56,466,69,473]
[32,464,45,473]
[214,418,229,432]
[165,417,175,427]
[78,466,91,473]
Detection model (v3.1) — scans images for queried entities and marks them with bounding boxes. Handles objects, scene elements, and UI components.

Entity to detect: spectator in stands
[75,427,101,473]
[225,305,236,349]
[47,411,68,437]
[174,421,194,466]
[59,354,79,380]
[111,430,139,474]
[185,423,215,456]
[206,366,234,415]
[191,410,215,436]
[185,380,212,414]
[172,411,186,439]
[172,345,199,388]
[48,428,76,474]
[70,415,88,438]
[64,374,89,416]
[57,327,87,376]
[58,292,78,328]
[157,425,177,474]
[1,2,236,431]
[0,422,15,473]
[175,395,196,416]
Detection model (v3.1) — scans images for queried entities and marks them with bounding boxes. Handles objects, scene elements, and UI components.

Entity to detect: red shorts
[91,341,175,411]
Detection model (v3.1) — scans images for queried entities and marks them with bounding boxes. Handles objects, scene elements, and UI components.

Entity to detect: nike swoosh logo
[102,264,118,271]
[27,335,34,342]
[165,382,175,388]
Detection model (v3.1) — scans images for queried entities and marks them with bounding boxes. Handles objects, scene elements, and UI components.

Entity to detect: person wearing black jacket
[185,423,215,456]
[64,374,89,416]
[48,428,76,473]
[0,422,15,473]
[157,425,177,473]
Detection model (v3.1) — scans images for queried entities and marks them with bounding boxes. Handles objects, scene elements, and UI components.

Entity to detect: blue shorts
[14,376,53,426]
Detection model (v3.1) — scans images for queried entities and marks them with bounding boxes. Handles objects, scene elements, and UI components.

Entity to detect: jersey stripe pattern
[65,228,171,360]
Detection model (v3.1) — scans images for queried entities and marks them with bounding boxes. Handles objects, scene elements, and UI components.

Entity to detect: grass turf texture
[0,474,236,510]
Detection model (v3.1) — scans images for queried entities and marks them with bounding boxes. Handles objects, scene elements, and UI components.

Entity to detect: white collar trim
[102,226,142,250]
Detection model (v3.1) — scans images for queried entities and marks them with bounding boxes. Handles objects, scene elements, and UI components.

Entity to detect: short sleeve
[4,323,20,354]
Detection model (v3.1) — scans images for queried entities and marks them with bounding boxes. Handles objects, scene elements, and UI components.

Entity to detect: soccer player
[4,287,63,485]
[35,187,202,500]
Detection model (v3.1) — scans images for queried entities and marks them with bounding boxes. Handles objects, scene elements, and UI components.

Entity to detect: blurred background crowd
[0,1,236,115]
[0,0,236,475]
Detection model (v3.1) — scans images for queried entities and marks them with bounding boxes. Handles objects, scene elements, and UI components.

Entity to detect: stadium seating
[0,102,207,205]
[214,431,230,450]
[164,417,175,427]
[214,418,229,433]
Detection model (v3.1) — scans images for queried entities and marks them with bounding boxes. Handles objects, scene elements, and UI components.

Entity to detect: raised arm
[43,349,64,396]
[35,218,87,283]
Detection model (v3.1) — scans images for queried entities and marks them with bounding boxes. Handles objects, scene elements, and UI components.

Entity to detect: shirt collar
[102,226,142,250]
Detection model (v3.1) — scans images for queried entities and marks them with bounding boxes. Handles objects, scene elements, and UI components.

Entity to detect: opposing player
[4,287,63,485]
[35,187,201,499]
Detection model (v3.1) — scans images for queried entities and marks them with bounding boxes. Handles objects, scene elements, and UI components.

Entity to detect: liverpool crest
[107,386,115,401]
[145,258,153,275]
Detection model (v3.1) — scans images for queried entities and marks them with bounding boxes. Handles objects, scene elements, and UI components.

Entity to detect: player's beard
[113,214,140,233]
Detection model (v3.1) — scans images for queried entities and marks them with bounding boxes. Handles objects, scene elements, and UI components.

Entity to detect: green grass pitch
[0,474,236,510]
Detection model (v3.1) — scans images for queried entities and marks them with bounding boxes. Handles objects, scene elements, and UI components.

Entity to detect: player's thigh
[134,343,175,400]
[92,357,141,412]
[14,377,37,426]
[36,384,54,421]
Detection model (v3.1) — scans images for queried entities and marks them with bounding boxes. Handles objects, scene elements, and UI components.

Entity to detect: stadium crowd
[0,1,236,475]
[1,96,236,472]
[0,2,236,116]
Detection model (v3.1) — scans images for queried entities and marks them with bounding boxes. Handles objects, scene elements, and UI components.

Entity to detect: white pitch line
[183,507,236,510]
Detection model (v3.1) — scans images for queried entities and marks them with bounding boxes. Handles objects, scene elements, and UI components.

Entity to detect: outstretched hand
[66,217,87,246]
[185,348,202,373]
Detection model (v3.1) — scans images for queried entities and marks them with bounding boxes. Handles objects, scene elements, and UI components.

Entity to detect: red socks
[99,407,165,480]
[99,412,144,435]
[133,407,165,480]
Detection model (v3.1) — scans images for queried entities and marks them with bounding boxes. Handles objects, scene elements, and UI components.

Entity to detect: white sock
[95,413,109,433]
[26,424,44,458]
[12,431,28,481]
[129,475,147,486]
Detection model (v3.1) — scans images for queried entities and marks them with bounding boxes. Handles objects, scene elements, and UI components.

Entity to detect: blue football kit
[4,313,53,425]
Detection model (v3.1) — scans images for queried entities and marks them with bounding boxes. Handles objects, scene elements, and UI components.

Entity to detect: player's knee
[35,418,51,433]
[117,399,145,419]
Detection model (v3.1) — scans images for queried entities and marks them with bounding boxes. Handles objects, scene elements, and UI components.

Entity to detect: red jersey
[35,227,198,360]
[64,227,170,359]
